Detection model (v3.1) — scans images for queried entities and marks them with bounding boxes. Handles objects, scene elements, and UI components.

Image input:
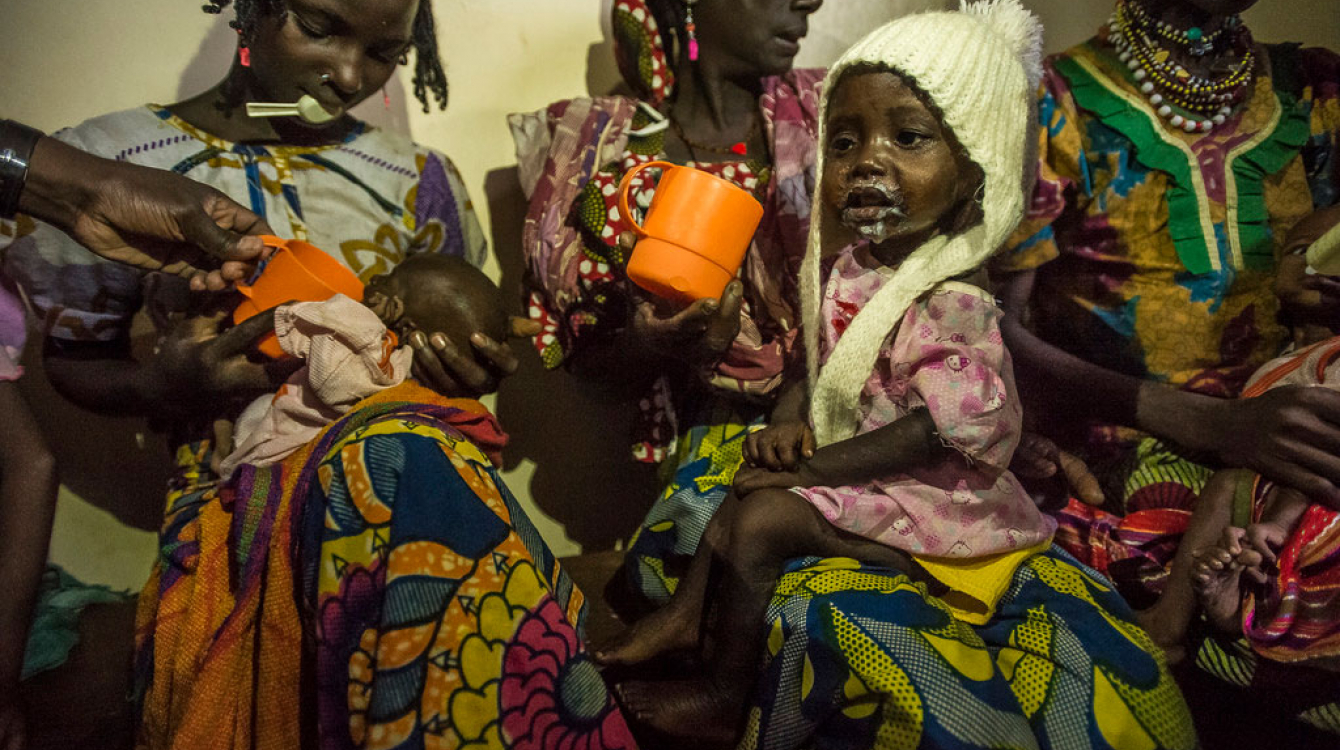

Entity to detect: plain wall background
[1,0,1336,591]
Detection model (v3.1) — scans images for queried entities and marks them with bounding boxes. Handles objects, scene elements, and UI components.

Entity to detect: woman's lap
[1059,437,1340,734]
[748,548,1195,750]
[624,407,766,604]
[137,389,637,749]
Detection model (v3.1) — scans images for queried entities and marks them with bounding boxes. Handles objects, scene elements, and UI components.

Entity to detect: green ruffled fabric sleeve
[1234,45,1313,269]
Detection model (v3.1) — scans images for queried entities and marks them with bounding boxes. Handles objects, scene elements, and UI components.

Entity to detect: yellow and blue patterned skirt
[627,409,1198,749]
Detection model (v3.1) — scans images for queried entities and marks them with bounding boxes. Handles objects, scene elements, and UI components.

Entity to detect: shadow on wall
[176,12,237,102]
[484,0,658,551]
[586,0,623,97]
[486,167,660,551]
[18,324,168,532]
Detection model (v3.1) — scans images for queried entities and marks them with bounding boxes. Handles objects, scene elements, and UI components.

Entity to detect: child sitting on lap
[219,253,508,476]
[596,1,1056,741]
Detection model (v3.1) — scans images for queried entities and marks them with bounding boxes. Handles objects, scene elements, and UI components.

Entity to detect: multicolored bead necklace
[1108,0,1255,134]
[1123,0,1228,57]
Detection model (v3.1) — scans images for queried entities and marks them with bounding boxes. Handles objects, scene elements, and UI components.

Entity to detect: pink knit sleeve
[898,289,1022,472]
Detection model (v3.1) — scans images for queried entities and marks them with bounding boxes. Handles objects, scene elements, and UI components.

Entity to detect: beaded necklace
[1123,0,1228,57]
[1108,0,1255,134]
[669,112,761,158]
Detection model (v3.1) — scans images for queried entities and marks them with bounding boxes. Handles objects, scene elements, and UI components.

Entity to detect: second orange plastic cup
[616,161,764,306]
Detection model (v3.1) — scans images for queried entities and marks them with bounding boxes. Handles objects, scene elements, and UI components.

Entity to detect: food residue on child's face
[821,71,969,257]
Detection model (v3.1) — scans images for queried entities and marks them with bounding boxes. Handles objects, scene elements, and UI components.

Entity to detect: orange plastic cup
[617,160,764,305]
[232,236,365,358]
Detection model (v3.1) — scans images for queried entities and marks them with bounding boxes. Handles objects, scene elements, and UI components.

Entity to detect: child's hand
[1274,253,1340,330]
[734,466,809,496]
[1238,522,1287,584]
[152,305,298,414]
[1277,205,1340,331]
[1011,432,1104,507]
[744,421,815,471]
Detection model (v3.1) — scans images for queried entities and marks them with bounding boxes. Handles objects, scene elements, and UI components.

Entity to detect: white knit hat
[802,0,1043,447]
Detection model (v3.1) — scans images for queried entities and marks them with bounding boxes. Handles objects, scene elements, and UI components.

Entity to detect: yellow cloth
[915,539,1053,624]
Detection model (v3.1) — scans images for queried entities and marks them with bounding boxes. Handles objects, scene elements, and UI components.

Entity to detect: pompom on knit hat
[802,0,1044,447]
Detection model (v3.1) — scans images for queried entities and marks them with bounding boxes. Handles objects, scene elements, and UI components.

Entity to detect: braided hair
[202,0,448,112]
[645,0,688,67]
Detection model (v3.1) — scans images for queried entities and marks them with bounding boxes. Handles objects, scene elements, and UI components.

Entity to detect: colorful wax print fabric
[1000,41,1339,411]
[134,385,636,750]
[744,549,1196,750]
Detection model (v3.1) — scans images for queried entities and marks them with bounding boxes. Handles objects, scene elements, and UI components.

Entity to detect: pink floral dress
[796,245,1055,559]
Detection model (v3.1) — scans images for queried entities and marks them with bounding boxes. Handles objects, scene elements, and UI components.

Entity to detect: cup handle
[258,235,288,252]
[236,235,289,297]
[616,160,676,238]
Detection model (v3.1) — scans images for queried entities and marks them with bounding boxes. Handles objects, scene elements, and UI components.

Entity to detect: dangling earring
[383,87,391,110]
[237,29,251,67]
[685,0,699,62]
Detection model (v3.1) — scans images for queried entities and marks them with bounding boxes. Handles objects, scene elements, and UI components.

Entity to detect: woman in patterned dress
[995,0,1340,735]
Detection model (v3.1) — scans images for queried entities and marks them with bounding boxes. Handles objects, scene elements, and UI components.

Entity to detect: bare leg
[1136,468,1245,663]
[595,493,729,666]
[617,489,916,745]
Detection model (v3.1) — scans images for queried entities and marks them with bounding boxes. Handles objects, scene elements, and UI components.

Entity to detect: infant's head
[362,254,508,353]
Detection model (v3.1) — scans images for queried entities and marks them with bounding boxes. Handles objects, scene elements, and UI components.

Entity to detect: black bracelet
[0,119,45,220]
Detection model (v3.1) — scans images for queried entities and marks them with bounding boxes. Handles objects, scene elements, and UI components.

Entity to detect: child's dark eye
[830,134,858,154]
[896,130,931,147]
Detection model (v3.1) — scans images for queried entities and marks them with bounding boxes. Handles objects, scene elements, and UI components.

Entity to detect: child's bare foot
[615,678,743,748]
[1236,521,1285,586]
[594,600,699,667]
[1192,528,1249,633]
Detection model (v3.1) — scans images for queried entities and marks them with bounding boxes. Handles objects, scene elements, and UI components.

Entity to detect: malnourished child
[219,253,508,476]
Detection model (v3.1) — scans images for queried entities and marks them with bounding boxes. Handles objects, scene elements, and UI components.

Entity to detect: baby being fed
[219,253,507,476]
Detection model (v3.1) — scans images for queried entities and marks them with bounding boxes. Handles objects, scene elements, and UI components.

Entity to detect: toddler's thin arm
[770,379,807,425]
[800,407,944,487]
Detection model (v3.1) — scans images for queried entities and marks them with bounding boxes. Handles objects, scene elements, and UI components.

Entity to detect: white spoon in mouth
[245,94,341,125]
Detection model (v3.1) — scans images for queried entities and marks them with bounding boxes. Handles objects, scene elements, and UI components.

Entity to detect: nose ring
[319,73,331,82]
